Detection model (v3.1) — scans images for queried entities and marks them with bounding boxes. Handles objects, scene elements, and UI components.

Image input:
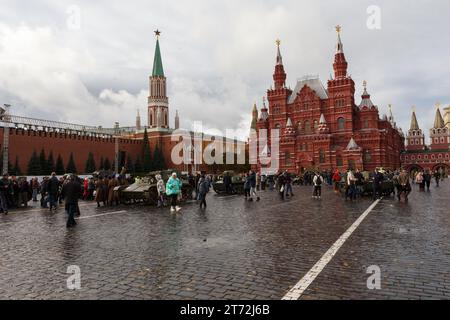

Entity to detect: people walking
[372,168,383,200]
[433,170,441,187]
[416,171,425,191]
[423,169,432,192]
[107,175,119,206]
[198,174,210,209]
[83,178,89,200]
[397,170,411,201]
[248,170,260,202]
[346,169,357,201]
[40,177,49,208]
[0,174,10,215]
[332,169,341,193]
[47,172,60,211]
[312,171,324,199]
[166,172,182,212]
[267,175,274,191]
[243,173,251,200]
[94,177,107,207]
[31,177,39,202]
[277,172,286,200]
[17,177,30,208]
[62,175,82,228]
[261,174,267,191]
[285,171,294,197]
[354,169,364,198]
[156,174,165,207]
[223,172,233,195]
[256,172,261,192]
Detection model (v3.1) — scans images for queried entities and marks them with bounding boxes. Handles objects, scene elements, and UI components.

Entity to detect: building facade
[400,106,450,175]
[252,27,405,174]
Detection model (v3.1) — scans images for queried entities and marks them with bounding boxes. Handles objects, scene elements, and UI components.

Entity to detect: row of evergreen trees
[27,150,75,175]
[5,128,166,176]
[0,129,166,176]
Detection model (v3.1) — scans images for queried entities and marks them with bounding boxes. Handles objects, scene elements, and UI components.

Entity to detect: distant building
[401,106,450,175]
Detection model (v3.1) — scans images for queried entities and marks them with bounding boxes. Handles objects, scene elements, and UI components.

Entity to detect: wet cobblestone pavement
[0,180,449,300]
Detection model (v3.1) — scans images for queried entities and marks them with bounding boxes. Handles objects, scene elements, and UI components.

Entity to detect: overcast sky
[0,0,449,141]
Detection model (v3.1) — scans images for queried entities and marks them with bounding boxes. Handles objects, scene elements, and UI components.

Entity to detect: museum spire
[273,39,286,89]
[333,25,348,79]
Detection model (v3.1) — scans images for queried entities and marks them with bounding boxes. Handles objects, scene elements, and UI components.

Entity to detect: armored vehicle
[212,171,245,195]
[120,170,194,205]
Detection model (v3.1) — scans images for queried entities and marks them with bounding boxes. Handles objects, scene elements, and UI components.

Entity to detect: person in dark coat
[62,175,82,228]
[47,172,60,211]
[94,177,107,207]
[223,172,232,194]
[372,169,384,200]
[243,173,251,200]
[248,170,260,201]
[197,174,210,209]
[434,170,441,187]
[40,177,49,208]
[18,177,30,208]
[423,170,432,192]
[0,174,10,215]
[9,176,19,209]
[277,172,286,200]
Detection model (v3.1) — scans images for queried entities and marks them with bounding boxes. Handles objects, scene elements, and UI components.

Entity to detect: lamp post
[114,122,120,174]
[1,104,11,175]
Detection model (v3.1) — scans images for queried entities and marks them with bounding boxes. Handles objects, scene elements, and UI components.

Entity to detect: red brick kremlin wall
[0,128,142,174]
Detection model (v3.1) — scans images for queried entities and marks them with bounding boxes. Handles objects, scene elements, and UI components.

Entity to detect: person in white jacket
[156,174,166,207]
[312,172,324,199]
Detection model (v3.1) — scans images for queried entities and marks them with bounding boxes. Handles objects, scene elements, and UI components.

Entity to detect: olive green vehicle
[212,171,245,195]
[120,170,194,205]
[338,178,395,197]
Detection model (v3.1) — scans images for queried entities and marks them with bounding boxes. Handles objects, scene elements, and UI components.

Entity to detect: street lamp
[114,122,120,174]
[1,104,11,175]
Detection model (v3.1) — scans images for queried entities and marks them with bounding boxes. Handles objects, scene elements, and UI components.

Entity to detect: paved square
[0,182,449,300]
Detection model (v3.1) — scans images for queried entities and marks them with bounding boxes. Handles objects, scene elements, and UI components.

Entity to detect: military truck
[212,171,245,195]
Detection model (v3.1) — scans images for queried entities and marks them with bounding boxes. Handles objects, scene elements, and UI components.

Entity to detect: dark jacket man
[62,177,82,228]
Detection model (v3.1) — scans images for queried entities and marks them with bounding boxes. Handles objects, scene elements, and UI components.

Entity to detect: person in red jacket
[332,169,341,193]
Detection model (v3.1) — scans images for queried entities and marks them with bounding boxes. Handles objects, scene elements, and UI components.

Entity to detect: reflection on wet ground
[0,180,449,299]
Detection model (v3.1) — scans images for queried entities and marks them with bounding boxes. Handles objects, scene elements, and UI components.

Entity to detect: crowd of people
[0,165,446,227]
[212,166,447,204]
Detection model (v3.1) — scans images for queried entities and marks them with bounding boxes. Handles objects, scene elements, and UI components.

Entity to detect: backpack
[315,175,322,186]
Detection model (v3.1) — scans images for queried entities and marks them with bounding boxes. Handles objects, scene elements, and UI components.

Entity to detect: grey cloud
[0,0,449,140]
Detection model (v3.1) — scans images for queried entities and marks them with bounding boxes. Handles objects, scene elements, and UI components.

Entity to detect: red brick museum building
[251,27,405,174]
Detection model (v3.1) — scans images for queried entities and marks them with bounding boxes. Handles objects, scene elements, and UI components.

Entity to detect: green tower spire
[152,30,164,77]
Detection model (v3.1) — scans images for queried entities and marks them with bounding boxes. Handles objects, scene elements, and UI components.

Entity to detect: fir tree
[27,150,41,175]
[47,151,55,173]
[126,154,134,173]
[153,144,166,171]
[142,128,152,172]
[66,153,77,173]
[99,157,104,170]
[85,152,96,173]
[39,148,47,175]
[55,154,65,175]
[134,155,143,174]
[12,156,22,176]
[103,158,111,171]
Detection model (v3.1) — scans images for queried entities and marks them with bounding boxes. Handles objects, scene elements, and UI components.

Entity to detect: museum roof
[288,77,328,104]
